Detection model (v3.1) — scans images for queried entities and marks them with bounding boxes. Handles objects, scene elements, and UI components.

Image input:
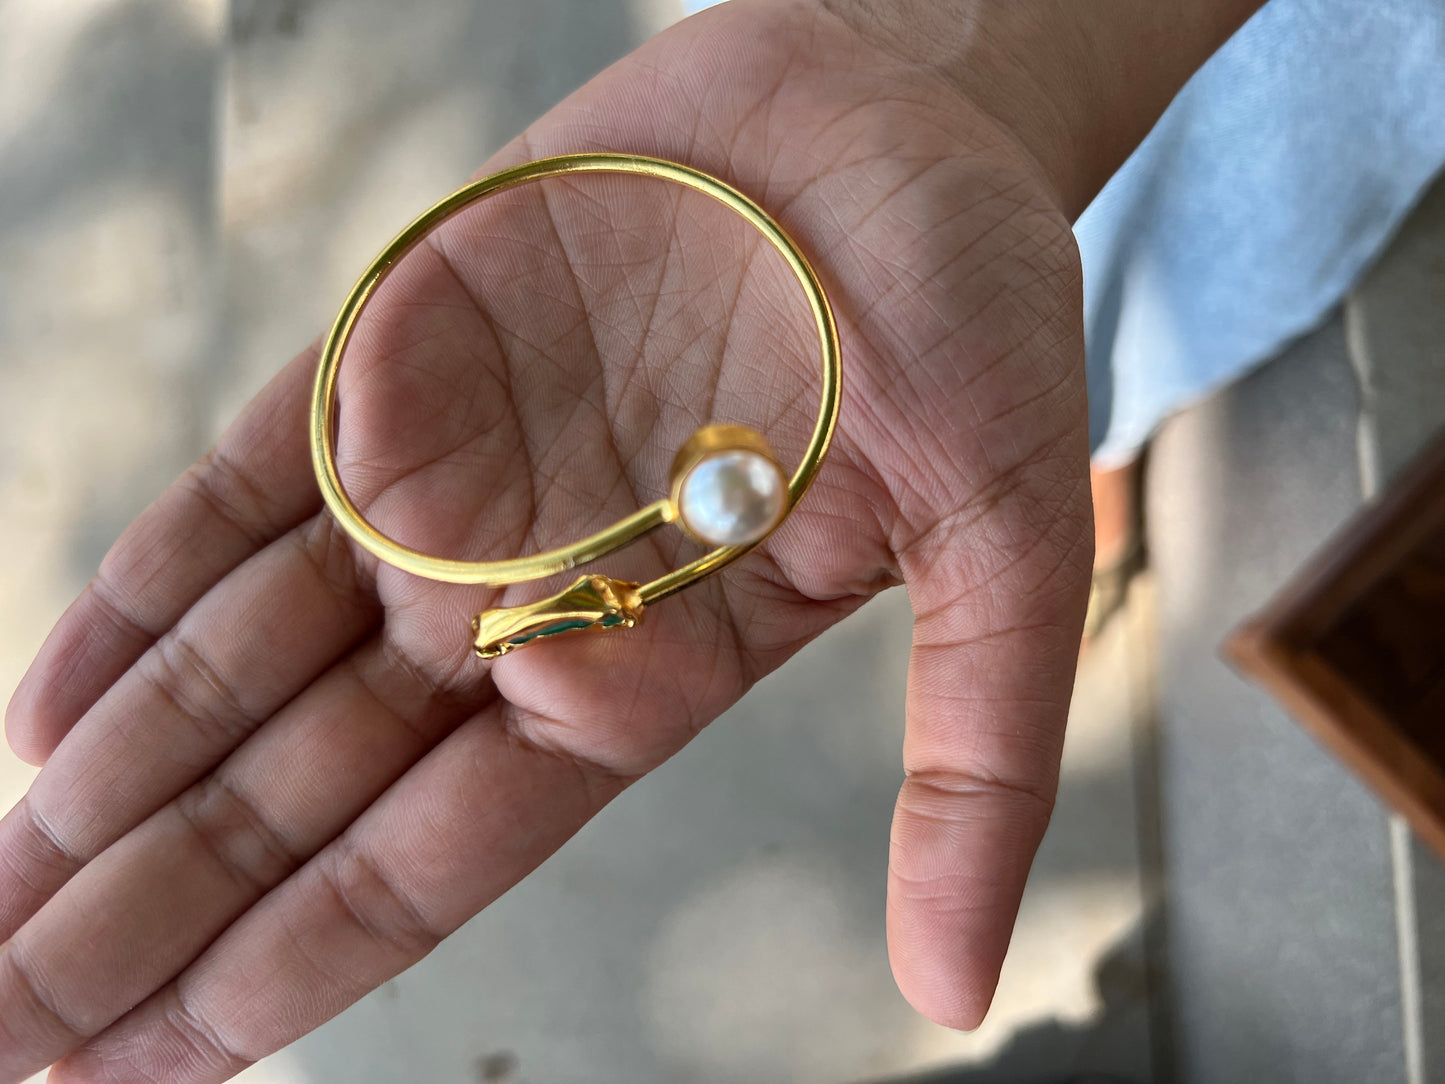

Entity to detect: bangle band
[309,152,841,659]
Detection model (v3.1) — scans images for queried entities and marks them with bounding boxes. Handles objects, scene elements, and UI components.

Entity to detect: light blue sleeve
[1079,0,1445,463]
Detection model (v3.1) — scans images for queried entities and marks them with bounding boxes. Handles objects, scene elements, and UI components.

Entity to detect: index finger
[4,345,323,765]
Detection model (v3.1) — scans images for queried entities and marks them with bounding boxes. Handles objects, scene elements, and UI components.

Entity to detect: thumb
[887,468,1091,1029]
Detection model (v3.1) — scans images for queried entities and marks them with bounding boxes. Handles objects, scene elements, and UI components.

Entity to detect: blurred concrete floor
[0,2,1153,1082]
[9,2,1445,1083]
[1146,175,1445,1084]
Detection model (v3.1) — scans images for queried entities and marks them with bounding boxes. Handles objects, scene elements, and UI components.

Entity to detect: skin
[1,0,1262,1078]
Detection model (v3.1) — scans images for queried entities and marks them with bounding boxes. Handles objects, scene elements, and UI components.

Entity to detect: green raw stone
[506,612,626,649]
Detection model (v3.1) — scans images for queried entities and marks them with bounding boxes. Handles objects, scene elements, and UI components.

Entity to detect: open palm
[1,3,1090,1079]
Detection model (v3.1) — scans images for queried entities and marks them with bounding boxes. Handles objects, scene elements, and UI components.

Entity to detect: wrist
[818,0,1267,218]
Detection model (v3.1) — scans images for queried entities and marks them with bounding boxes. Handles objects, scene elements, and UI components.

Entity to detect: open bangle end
[472,575,645,659]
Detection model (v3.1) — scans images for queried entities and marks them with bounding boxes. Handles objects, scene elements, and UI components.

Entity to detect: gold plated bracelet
[310,153,840,658]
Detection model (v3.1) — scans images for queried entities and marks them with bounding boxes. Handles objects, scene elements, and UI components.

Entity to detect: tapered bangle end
[472,575,645,659]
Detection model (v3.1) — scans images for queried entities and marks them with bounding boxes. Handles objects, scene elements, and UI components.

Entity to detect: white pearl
[678,449,787,547]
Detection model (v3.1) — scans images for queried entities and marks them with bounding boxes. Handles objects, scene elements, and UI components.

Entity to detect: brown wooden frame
[1227,430,1445,858]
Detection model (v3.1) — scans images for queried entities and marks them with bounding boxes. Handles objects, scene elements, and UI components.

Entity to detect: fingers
[40,587,772,1083]
[5,346,324,766]
[886,475,1091,1030]
[46,697,630,1083]
[0,633,482,1082]
[0,581,763,1080]
[0,513,379,944]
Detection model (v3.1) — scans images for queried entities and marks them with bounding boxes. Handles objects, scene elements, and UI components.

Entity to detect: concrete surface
[1146,169,1445,1084]
[0,3,1153,1082]
[1346,175,1445,1084]
[0,0,219,761]
[1147,313,1407,1084]
[1346,177,1445,490]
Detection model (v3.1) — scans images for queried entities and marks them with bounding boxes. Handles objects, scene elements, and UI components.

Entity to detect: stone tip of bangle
[669,424,789,548]
[472,575,644,659]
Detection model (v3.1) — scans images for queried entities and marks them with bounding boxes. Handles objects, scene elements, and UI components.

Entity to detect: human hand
[1,2,1098,1078]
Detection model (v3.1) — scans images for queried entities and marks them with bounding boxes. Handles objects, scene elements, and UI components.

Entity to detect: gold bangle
[309,152,841,659]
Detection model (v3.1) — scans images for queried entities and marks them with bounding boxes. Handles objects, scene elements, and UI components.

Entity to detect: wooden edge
[1242,429,1445,642]
[1225,618,1445,863]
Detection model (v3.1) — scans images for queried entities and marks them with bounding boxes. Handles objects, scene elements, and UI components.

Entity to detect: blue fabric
[681,0,1445,464]
[1079,0,1445,464]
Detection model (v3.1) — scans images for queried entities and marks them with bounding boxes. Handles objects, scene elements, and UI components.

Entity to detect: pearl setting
[670,424,789,548]
[677,449,787,546]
